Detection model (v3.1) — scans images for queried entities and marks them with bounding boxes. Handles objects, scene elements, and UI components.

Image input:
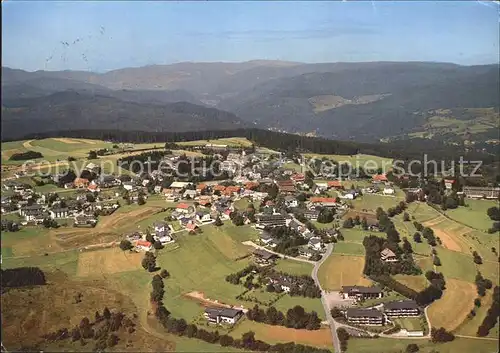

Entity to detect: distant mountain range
[2,61,498,142]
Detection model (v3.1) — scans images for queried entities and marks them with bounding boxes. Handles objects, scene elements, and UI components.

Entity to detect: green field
[435,248,479,283]
[445,199,498,232]
[346,337,498,353]
[272,295,326,320]
[333,241,366,256]
[176,137,253,147]
[2,250,80,276]
[393,317,423,331]
[303,153,393,173]
[351,194,404,213]
[339,228,369,244]
[273,258,313,276]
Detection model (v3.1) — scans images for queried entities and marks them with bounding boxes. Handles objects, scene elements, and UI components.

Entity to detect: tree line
[9,150,43,160]
[477,286,500,337]
[246,304,321,330]
[2,267,46,289]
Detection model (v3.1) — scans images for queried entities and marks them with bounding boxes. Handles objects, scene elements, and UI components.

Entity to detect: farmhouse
[380,248,398,263]
[183,189,197,199]
[253,249,279,264]
[463,186,500,200]
[308,237,323,251]
[19,204,44,217]
[204,307,243,325]
[327,180,344,189]
[136,240,153,252]
[98,175,119,188]
[291,173,305,183]
[302,209,320,221]
[345,308,385,326]
[309,197,337,207]
[383,300,420,318]
[341,286,383,300]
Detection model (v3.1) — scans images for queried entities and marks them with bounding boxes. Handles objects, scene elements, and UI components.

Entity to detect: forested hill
[12,128,497,165]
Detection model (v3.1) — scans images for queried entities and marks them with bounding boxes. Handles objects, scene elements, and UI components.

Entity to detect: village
[2,139,499,353]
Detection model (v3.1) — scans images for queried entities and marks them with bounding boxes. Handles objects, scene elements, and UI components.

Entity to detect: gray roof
[346,308,384,318]
[253,249,278,260]
[342,286,382,294]
[260,231,273,241]
[205,307,243,318]
[383,300,419,311]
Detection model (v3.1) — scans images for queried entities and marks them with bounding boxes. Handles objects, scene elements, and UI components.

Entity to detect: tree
[317,208,334,223]
[413,232,422,243]
[406,343,419,353]
[119,239,133,251]
[214,216,223,226]
[153,240,164,250]
[361,217,368,230]
[141,251,157,272]
[472,251,483,265]
[106,334,119,347]
[343,218,354,229]
[433,256,441,266]
[137,195,146,205]
[403,212,410,222]
[232,213,245,226]
[431,327,455,343]
[330,307,343,318]
[88,150,97,159]
[402,237,413,254]
[486,206,500,221]
[474,298,481,307]
[160,269,170,278]
[103,307,111,320]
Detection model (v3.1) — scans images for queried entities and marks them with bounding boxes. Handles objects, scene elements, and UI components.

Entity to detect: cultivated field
[427,278,476,331]
[318,254,371,291]
[76,247,143,277]
[333,241,366,256]
[230,320,333,348]
[445,199,498,232]
[273,258,313,276]
[392,274,429,292]
[456,289,500,338]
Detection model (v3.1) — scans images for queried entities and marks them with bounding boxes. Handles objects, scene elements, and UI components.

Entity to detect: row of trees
[336,327,349,352]
[430,327,455,343]
[246,305,321,330]
[477,286,500,337]
[415,271,446,306]
[9,150,43,160]
[475,272,493,297]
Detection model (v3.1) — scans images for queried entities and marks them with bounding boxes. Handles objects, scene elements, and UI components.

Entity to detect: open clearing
[392,274,429,292]
[76,247,143,277]
[230,320,333,348]
[427,278,476,331]
[318,254,371,291]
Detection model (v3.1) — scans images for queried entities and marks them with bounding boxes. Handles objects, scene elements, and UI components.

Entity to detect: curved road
[311,243,341,353]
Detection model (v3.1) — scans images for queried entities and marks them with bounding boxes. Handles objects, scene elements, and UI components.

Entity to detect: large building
[383,300,420,318]
[204,307,243,325]
[341,286,383,300]
[462,186,500,200]
[255,213,288,228]
[345,308,385,326]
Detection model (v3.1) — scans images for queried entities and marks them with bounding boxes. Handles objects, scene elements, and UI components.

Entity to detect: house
[198,195,212,207]
[315,182,328,190]
[340,286,383,300]
[204,307,243,325]
[345,308,385,326]
[196,183,208,194]
[183,189,197,199]
[186,221,199,232]
[19,204,44,217]
[1,219,20,231]
[289,219,311,237]
[74,215,98,227]
[255,213,287,229]
[50,207,69,219]
[383,187,395,195]
[155,231,173,244]
[126,232,142,242]
[253,249,279,264]
[74,178,90,188]
[154,185,162,194]
[136,240,152,252]
[308,237,323,251]
[383,300,420,318]
[169,181,191,189]
[303,209,320,221]
[224,186,241,197]
[84,162,101,174]
[463,186,500,200]
[339,190,356,200]
[259,231,275,246]
[196,212,212,223]
[87,183,100,192]
[276,180,296,194]
[284,195,299,208]
[444,179,455,190]
[380,248,398,263]
[176,203,194,214]
[98,175,118,188]
[327,180,344,189]
[154,222,169,234]
[122,182,135,191]
[291,173,305,183]
[309,197,337,207]
[372,174,388,183]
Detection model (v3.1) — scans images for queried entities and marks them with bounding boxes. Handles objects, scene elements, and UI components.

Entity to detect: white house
[170,181,191,189]
[154,185,162,194]
[383,188,395,195]
[308,237,323,251]
[50,207,69,219]
[122,182,135,191]
[183,190,197,199]
[154,222,169,234]
[196,212,212,223]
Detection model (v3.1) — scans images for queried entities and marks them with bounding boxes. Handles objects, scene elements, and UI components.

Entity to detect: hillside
[2,62,499,142]
[1,92,247,140]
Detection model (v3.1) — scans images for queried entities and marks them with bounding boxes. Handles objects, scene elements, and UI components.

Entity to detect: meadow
[317,254,371,291]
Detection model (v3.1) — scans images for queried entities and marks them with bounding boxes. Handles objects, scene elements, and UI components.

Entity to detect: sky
[2,1,499,72]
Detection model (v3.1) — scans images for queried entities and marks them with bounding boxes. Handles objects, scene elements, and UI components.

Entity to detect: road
[311,243,341,353]
[242,241,316,264]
